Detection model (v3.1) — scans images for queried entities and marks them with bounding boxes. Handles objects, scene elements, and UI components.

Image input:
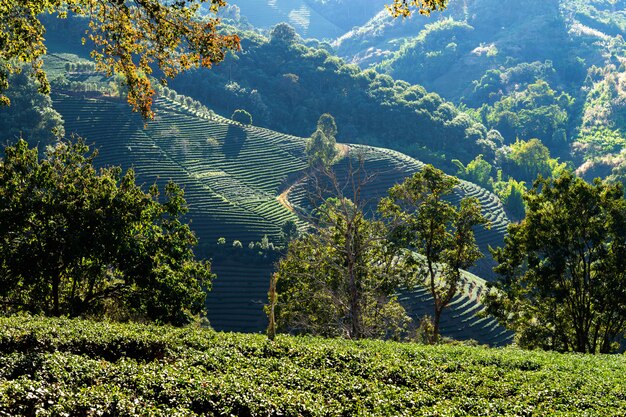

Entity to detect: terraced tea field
[48,59,511,343]
[286,144,509,280]
[233,0,344,38]
[53,94,305,245]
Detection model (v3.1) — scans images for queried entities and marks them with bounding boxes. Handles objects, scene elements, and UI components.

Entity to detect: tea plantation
[43,53,512,344]
[0,317,623,416]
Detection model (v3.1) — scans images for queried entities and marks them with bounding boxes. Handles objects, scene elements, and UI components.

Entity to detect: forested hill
[334,0,626,185]
[223,0,388,39]
[166,27,497,172]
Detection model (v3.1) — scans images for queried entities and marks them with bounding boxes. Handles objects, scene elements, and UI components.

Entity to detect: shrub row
[0,317,625,416]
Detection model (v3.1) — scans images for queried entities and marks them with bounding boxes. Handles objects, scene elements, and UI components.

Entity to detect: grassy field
[0,317,623,416]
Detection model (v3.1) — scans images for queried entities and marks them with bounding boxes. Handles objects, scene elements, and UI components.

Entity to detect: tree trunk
[433,305,442,344]
[52,273,60,316]
[348,261,361,339]
[267,273,277,341]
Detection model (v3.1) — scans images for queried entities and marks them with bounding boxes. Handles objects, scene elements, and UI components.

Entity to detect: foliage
[167,28,494,168]
[377,18,475,89]
[279,220,299,246]
[487,171,626,353]
[388,0,449,17]
[305,114,339,168]
[0,139,213,324]
[275,159,414,340]
[379,165,488,341]
[0,70,64,146]
[316,113,338,140]
[483,80,573,146]
[231,108,253,124]
[575,127,626,160]
[497,138,567,184]
[0,316,625,416]
[492,173,526,221]
[452,154,493,189]
[0,0,239,118]
[269,23,298,45]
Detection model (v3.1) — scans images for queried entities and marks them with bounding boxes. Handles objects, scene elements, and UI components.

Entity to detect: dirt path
[337,143,350,159]
[276,181,299,213]
[276,144,350,213]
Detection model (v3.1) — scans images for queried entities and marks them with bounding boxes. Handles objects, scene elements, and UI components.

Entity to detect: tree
[274,157,413,339]
[279,219,299,246]
[0,0,240,118]
[316,113,338,140]
[498,138,566,184]
[486,172,626,353]
[0,139,213,324]
[379,165,488,342]
[492,173,526,221]
[0,69,65,146]
[231,108,252,124]
[388,0,449,17]
[305,114,339,168]
[269,23,298,45]
[452,154,493,189]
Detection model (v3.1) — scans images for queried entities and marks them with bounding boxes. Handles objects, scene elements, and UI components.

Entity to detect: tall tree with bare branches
[274,154,414,339]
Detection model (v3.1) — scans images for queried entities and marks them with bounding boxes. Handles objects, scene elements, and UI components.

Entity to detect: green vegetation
[498,138,567,184]
[0,70,64,146]
[379,165,488,341]
[276,158,415,340]
[285,146,513,345]
[276,198,412,340]
[329,0,626,195]
[165,26,496,169]
[482,80,574,147]
[29,55,510,341]
[491,174,526,221]
[0,51,515,343]
[305,113,339,167]
[0,317,624,416]
[0,0,239,118]
[6,8,626,415]
[488,171,626,353]
[231,108,253,124]
[0,139,212,324]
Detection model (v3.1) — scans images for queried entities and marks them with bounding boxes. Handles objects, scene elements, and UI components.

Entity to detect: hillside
[227,0,387,39]
[37,53,512,344]
[335,0,626,178]
[0,317,624,416]
[227,0,343,39]
[372,0,596,102]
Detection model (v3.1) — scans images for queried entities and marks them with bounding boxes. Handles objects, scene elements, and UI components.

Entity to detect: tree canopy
[0,139,213,324]
[0,0,240,118]
[487,171,626,353]
[388,0,449,17]
[379,165,488,341]
[305,114,339,168]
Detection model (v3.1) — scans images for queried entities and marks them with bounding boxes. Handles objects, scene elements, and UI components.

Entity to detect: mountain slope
[42,56,511,344]
[230,0,388,39]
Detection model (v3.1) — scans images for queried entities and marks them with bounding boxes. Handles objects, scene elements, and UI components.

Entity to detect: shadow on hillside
[223,125,247,159]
